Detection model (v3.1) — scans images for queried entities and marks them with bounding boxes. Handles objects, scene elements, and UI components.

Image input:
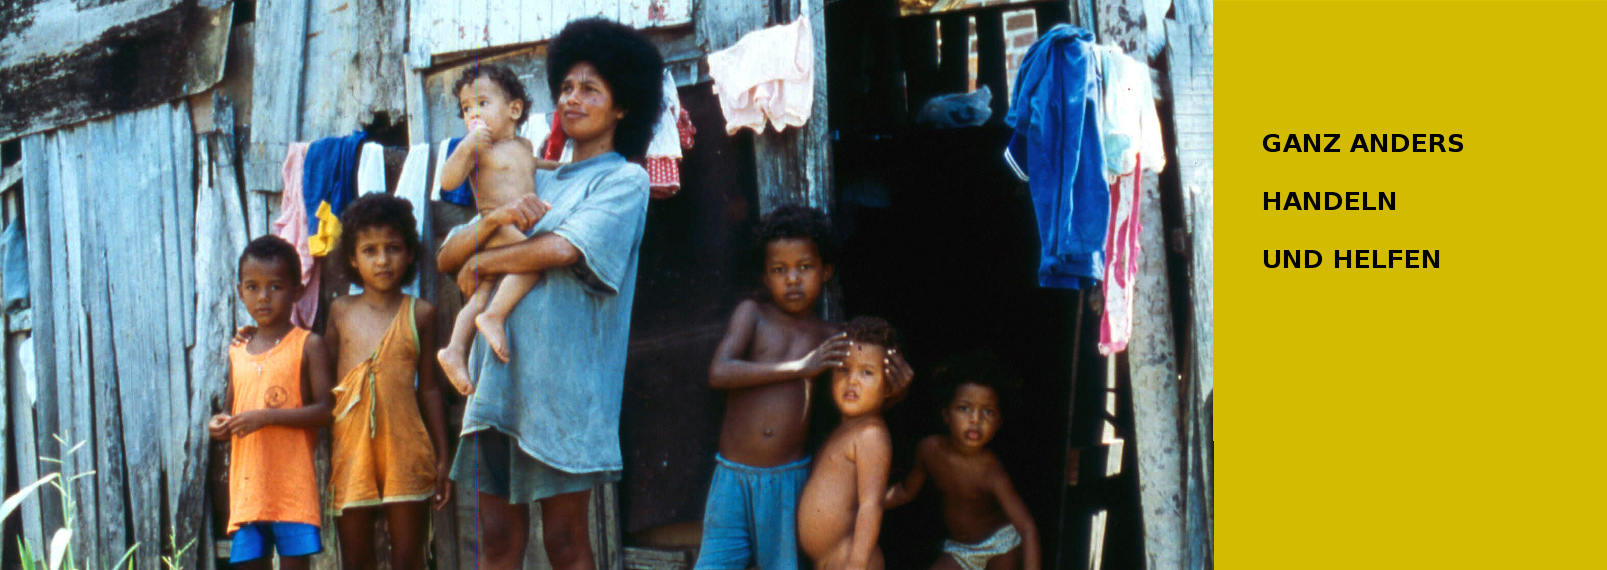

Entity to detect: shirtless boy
[436,63,560,393]
[798,317,912,570]
[696,205,850,570]
[884,352,1039,570]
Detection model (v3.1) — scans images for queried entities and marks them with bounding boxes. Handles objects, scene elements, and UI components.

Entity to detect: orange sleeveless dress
[227,327,321,532]
[329,297,437,512]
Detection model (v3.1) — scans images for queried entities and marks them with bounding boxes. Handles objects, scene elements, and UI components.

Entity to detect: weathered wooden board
[97,106,160,570]
[1126,167,1184,570]
[1167,0,1213,564]
[6,332,40,562]
[299,0,408,139]
[0,0,232,141]
[244,0,310,193]
[18,132,59,552]
[410,0,690,63]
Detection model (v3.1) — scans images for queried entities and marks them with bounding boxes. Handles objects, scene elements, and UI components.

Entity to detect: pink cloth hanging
[271,142,322,329]
[1099,155,1141,356]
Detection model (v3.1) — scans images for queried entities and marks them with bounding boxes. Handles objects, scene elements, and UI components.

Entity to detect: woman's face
[558,61,625,146]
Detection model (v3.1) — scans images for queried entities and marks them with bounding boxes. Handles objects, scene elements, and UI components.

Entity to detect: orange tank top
[227,327,321,532]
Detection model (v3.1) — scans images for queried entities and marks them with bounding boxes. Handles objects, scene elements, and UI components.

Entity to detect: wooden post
[1166,0,1214,565]
[899,18,940,122]
[974,9,1008,122]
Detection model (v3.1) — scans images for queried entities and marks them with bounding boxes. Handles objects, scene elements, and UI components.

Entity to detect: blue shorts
[229,522,322,564]
[694,454,810,570]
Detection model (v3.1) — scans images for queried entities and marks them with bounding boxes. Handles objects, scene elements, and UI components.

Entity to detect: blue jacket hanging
[1004,25,1108,289]
[303,130,368,235]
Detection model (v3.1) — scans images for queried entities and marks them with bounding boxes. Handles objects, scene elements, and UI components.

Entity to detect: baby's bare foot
[437,347,475,395]
[475,313,511,363]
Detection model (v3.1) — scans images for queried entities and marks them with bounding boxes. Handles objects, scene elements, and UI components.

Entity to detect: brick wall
[952,8,1038,95]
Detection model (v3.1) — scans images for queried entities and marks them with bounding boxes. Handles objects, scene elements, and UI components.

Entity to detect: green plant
[4,437,141,570]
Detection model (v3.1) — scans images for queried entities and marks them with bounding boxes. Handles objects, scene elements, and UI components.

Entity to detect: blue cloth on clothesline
[302,130,368,235]
[1004,25,1108,290]
[2,220,28,314]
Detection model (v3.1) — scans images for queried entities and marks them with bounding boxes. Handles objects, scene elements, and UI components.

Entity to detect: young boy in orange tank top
[209,235,334,569]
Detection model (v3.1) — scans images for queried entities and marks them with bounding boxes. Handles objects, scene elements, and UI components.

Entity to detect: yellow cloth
[329,297,437,511]
[307,201,342,257]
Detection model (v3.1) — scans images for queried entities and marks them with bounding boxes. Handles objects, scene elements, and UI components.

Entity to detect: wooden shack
[0,0,1212,568]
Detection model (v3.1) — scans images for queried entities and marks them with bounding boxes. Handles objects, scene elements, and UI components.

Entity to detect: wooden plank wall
[15,101,206,570]
[408,0,691,62]
[300,0,409,139]
[244,0,310,194]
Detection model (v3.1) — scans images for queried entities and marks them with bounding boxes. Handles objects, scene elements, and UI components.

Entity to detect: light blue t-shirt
[455,152,649,473]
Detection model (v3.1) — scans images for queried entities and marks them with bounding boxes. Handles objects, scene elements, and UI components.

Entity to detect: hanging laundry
[434,139,474,208]
[307,201,343,258]
[1095,48,1166,182]
[1100,156,1141,356]
[393,143,432,297]
[706,0,815,135]
[271,142,321,329]
[303,130,368,236]
[646,70,694,198]
[536,112,570,163]
[1,220,28,314]
[357,142,387,196]
[1094,49,1165,355]
[1004,25,1107,290]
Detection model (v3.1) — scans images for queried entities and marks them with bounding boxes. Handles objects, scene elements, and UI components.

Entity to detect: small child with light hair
[797,317,912,570]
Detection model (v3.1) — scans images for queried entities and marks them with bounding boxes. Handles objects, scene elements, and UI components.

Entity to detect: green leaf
[47,528,70,570]
[109,542,139,570]
[0,472,60,521]
[19,537,37,570]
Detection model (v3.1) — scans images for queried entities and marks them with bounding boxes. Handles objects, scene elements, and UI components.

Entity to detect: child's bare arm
[990,462,1041,570]
[439,126,491,191]
[847,425,893,570]
[708,300,850,389]
[885,436,934,508]
[223,333,336,436]
[411,300,454,510]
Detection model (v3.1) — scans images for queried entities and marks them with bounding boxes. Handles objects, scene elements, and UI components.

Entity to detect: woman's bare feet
[437,346,475,395]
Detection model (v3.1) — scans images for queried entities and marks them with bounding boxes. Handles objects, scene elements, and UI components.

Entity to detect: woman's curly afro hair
[547,18,665,160]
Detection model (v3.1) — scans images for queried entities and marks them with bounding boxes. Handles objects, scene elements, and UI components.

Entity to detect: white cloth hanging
[707,0,815,134]
[358,142,387,195]
[394,143,432,297]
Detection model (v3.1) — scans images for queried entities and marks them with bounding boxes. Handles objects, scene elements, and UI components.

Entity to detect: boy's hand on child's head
[232,325,256,346]
[884,348,914,402]
[224,410,271,437]
[208,413,231,440]
[801,332,852,375]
